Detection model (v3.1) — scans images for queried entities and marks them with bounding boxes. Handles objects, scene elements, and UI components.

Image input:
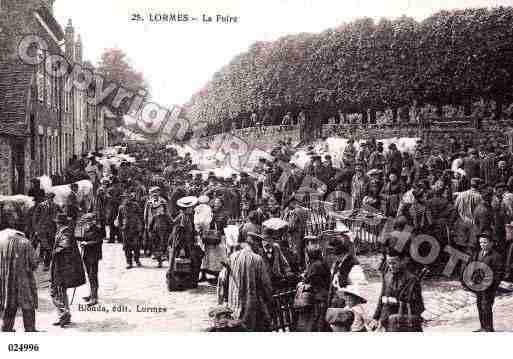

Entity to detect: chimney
[75,33,83,63]
[65,19,74,60]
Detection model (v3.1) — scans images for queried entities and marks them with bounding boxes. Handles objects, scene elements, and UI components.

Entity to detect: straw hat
[177,196,198,208]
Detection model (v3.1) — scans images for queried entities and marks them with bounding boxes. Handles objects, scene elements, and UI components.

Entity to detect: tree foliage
[185,7,513,131]
[95,48,150,120]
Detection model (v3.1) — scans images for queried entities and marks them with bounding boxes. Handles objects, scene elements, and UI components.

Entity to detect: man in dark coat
[50,214,86,327]
[282,197,306,270]
[118,193,144,269]
[370,246,425,332]
[0,230,38,332]
[467,232,504,332]
[65,183,81,222]
[33,193,61,271]
[79,213,103,306]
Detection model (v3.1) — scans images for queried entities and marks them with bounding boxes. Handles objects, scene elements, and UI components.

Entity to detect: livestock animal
[38,176,94,211]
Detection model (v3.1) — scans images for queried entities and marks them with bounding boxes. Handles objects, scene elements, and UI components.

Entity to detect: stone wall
[322,124,422,140]
[0,135,13,195]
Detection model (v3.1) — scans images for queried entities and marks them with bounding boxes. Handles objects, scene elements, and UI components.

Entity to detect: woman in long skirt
[200,198,228,283]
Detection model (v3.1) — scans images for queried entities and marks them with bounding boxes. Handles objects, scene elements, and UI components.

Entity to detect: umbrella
[262,218,289,231]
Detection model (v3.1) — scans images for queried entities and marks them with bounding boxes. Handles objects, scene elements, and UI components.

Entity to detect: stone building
[0,0,108,195]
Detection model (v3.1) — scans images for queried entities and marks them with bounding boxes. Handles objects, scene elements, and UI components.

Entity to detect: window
[36,48,45,103]
[39,135,44,176]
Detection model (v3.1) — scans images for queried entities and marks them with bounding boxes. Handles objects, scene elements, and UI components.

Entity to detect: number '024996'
[7,344,39,352]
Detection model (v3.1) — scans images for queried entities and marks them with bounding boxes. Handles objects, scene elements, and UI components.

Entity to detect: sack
[293,282,313,309]
[203,222,221,246]
[166,270,190,291]
[387,302,422,332]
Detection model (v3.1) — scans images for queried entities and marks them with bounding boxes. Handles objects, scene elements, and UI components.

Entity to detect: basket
[174,258,192,274]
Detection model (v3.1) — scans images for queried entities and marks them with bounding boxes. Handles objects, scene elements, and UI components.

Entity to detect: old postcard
[1,1,513,350]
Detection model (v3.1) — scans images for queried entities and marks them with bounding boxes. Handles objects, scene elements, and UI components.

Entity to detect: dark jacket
[51,225,86,289]
[304,259,331,301]
[373,268,425,326]
[82,224,103,262]
[467,248,504,296]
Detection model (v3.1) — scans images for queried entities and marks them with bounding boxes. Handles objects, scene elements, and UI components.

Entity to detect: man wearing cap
[454,178,483,251]
[32,192,61,271]
[50,214,86,327]
[282,196,306,270]
[79,213,103,306]
[467,232,504,332]
[351,163,369,210]
[260,227,293,288]
[119,193,144,269]
[144,187,169,256]
[369,245,425,332]
[226,232,273,331]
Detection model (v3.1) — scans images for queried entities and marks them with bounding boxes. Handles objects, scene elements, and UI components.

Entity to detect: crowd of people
[1,130,513,332]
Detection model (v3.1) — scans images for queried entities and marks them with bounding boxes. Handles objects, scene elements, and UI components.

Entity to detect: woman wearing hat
[200,197,229,283]
[293,244,331,332]
[168,196,200,290]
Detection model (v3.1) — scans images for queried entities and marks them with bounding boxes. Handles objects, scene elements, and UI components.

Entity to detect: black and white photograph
[1,0,513,351]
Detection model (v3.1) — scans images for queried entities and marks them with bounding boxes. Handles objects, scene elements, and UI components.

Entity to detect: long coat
[50,225,86,289]
[0,230,38,311]
[118,200,144,247]
[227,247,273,331]
[373,268,425,331]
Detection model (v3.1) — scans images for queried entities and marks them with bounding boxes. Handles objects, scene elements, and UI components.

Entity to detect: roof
[0,62,34,137]
[34,6,65,41]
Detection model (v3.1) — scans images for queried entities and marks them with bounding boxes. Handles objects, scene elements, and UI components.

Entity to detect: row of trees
[185,7,513,134]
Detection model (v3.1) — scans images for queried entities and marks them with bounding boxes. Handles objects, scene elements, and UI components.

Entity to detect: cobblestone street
[23,244,513,332]
[32,243,217,332]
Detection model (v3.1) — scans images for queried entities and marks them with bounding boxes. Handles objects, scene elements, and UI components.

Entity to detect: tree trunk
[495,98,503,121]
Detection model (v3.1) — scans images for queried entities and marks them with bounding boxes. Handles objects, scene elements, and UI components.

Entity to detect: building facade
[0,0,108,195]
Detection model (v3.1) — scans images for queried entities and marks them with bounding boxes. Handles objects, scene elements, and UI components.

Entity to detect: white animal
[0,195,35,211]
[38,175,94,210]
